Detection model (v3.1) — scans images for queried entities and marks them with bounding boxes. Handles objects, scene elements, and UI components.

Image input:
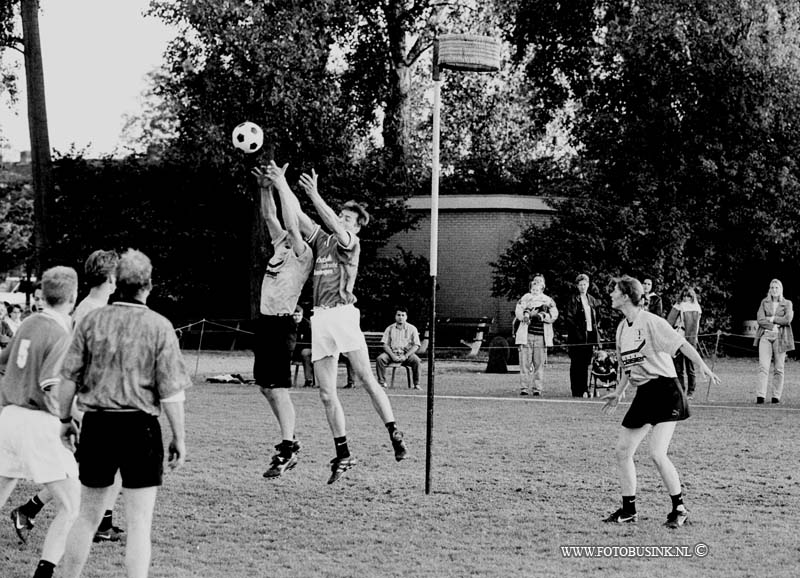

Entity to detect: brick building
[378,194,555,334]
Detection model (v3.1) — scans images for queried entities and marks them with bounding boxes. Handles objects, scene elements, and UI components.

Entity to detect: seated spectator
[376,307,422,390]
[3,304,24,340]
[291,306,314,387]
[0,303,10,348]
[291,305,354,388]
[24,285,45,317]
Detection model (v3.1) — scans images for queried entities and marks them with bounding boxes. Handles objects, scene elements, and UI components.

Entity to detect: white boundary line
[387,393,800,412]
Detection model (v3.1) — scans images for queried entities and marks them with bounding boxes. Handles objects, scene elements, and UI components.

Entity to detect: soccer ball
[232,121,263,153]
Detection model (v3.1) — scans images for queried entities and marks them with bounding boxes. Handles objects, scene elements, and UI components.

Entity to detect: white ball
[232,121,264,153]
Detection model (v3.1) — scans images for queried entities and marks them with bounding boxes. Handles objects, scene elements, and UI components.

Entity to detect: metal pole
[426,39,441,496]
[706,330,721,401]
[194,319,206,378]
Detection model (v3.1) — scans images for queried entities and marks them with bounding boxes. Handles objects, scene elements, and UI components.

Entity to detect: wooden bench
[435,316,493,357]
[291,332,425,388]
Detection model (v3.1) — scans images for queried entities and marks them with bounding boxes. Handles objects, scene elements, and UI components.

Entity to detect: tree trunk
[21,0,52,276]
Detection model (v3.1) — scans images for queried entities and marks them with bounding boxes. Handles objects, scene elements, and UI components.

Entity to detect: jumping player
[250,166,314,478]
[265,161,407,484]
[601,275,720,528]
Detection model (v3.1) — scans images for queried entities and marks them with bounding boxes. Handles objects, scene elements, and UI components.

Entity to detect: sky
[1,0,177,161]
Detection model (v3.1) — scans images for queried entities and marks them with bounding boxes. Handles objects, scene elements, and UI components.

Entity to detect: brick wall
[377,196,554,334]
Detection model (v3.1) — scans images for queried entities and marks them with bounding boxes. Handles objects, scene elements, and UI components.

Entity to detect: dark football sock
[622,495,636,514]
[32,560,55,578]
[385,421,397,436]
[334,436,350,459]
[20,494,46,519]
[97,510,113,532]
[278,439,296,457]
[670,492,684,511]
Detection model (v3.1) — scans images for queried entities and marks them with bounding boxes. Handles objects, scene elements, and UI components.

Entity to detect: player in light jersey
[265,161,407,484]
[251,166,314,478]
[601,275,720,528]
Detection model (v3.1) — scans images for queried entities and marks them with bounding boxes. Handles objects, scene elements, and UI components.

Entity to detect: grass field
[2,352,799,577]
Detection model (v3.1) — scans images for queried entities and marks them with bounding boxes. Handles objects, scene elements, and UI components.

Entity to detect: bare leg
[123,486,158,578]
[0,476,19,509]
[260,387,295,441]
[614,425,651,496]
[39,477,80,564]
[61,485,116,578]
[649,421,681,495]
[315,356,347,437]
[344,348,395,424]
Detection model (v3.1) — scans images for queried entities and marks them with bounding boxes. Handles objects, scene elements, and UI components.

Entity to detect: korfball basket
[437,34,501,72]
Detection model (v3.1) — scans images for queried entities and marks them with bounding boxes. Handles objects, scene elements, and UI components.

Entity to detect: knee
[317,387,337,407]
[614,443,634,464]
[648,448,669,467]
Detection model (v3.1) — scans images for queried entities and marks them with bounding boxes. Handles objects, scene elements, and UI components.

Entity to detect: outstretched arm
[251,167,284,241]
[678,341,721,385]
[298,169,350,246]
[264,161,316,240]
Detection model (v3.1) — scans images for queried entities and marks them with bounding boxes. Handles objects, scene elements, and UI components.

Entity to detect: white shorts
[0,405,78,484]
[311,304,368,362]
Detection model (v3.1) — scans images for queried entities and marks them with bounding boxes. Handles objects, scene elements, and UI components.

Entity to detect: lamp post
[426,34,501,495]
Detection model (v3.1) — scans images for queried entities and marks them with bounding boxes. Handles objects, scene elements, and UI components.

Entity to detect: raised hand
[298,169,319,197]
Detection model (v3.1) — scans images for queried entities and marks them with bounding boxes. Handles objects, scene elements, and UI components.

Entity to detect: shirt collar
[41,308,73,333]
[113,297,148,308]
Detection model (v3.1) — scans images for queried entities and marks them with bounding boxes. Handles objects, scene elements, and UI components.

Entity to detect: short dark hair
[613,275,644,307]
[294,304,304,314]
[341,200,370,227]
[395,306,408,314]
[84,249,120,287]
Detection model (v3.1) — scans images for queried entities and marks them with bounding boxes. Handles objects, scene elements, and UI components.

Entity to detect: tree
[493,0,800,332]
[1,0,53,276]
[0,183,33,274]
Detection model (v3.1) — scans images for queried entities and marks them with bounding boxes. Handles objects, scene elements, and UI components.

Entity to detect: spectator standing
[642,278,663,317]
[59,249,191,578]
[666,287,702,399]
[514,274,558,396]
[754,279,794,404]
[564,273,601,397]
[376,307,422,390]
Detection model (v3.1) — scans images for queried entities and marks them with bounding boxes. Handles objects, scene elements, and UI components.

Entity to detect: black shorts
[77,411,164,489]
[621,376,690,429]
[253,314,296,388]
